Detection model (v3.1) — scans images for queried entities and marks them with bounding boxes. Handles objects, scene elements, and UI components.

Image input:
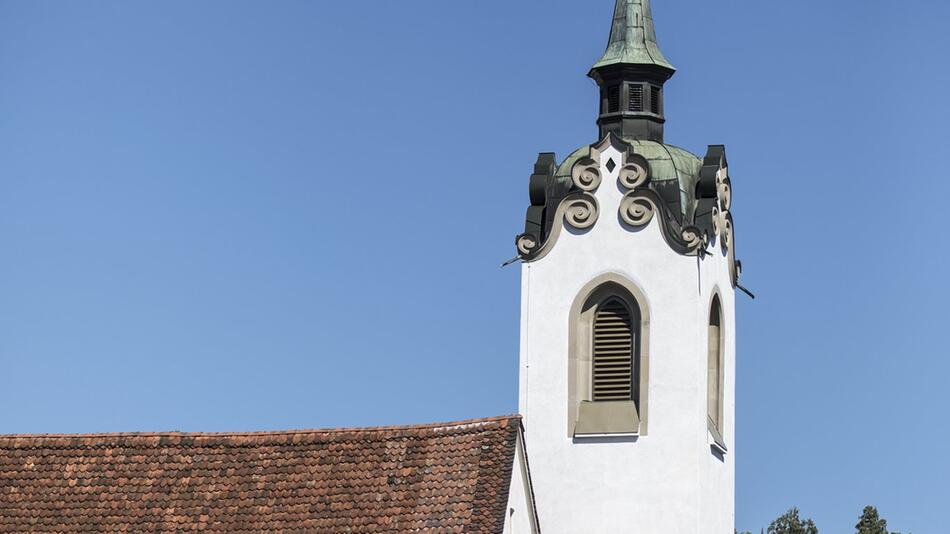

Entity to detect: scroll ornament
[517,233,539,256]
[515,137,737,264]
[571,155,602,192]
[561,155,602,231]
[516,189,600,260]
[710,164,740,285]
[618,155,650,190]
[709,167,730,243]
[563,194,599,230]
[617,153,706,256]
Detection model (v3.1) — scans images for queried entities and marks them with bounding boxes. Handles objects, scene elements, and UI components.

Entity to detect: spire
[587,0,676,143]
[591,0,675,73]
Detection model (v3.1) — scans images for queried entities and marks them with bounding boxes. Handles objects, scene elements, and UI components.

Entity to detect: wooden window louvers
[606,85,621,113]
[592,298,634,402]
[650,86,661,115]
[628,84,643,112]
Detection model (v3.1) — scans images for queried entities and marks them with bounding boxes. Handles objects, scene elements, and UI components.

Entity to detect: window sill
[573,401,640,437]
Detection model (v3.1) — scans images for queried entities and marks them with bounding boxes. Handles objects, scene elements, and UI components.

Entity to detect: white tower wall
[518,141,736,533]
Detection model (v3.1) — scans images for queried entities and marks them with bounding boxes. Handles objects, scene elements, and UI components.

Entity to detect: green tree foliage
[856,506,889,534]
[740,505,907,534]
[855,506,905,534]
[767,508,818,534]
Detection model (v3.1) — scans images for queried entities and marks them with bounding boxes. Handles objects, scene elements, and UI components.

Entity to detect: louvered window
[707,296,723,430]
[606,85,621,113]
[592,298,635,402]
[628,84,644,112]
[650,86,662,115]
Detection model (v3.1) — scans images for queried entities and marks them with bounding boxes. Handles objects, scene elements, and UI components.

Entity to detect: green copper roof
[555,140,700,218]
[591,0,675,72]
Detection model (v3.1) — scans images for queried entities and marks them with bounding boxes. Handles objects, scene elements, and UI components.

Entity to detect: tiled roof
[0,415,521,533]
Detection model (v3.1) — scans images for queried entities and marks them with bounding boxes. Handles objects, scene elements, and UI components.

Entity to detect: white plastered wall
[503,430,541,534]
[518,142,735,533]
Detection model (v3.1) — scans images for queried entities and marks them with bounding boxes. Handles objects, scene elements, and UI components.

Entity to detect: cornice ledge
[515,134,741,270]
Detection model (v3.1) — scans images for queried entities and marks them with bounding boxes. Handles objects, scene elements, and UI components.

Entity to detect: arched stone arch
[568,273,651,437]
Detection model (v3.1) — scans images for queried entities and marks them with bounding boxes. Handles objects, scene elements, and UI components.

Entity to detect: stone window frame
[568,273,651,438]
[707,291,727,452]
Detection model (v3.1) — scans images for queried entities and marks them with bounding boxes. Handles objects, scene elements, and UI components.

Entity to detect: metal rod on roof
[500,256,522,268]
[737,283,756,300]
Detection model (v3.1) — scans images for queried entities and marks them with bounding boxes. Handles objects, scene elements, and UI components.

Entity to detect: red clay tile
[0,415,520,533]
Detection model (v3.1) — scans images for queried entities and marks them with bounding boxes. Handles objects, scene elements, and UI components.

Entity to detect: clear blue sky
[1,0,947,532]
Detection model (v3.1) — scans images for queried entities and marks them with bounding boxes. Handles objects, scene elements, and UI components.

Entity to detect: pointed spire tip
[591,0,675,73]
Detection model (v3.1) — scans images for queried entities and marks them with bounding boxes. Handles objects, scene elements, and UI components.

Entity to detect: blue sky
[1,0,948,532]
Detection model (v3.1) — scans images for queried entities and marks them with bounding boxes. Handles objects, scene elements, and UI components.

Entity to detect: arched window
[707,295,725,438]
[569,276,648,438]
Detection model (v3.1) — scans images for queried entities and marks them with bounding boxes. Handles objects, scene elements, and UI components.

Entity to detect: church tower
[513,1,741,532]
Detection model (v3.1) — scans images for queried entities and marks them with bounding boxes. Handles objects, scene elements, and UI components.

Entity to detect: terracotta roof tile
[0,415,520,533]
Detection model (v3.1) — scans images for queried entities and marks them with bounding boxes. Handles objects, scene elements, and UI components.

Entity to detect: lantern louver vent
[592,299,634,402]
[629,84,643,112]
[650,86,661,115]
[607,85,621,113]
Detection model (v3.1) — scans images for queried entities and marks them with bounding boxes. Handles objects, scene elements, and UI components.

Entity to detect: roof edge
[0,414,522,440]
[517,421,543,533]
